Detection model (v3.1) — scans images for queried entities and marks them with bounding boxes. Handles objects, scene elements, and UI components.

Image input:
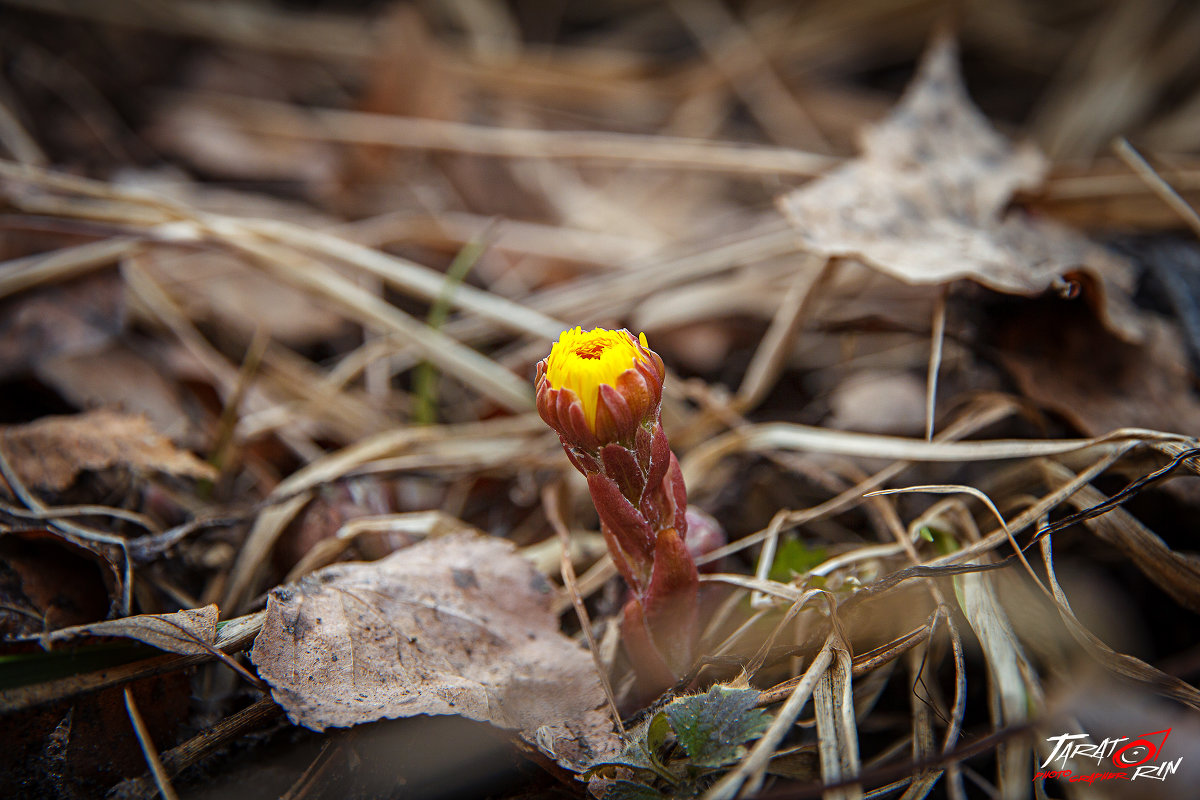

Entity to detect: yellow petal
[545,327,648,433]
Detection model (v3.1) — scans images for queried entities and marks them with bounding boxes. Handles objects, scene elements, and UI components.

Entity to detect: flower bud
[535,327,664,451]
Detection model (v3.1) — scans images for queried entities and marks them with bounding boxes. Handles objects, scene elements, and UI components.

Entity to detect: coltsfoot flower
[536,327,705,691]
[536,326,665,451]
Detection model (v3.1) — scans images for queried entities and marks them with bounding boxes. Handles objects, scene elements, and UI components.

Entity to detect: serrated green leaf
[664,686,772,768]
[768,537,828,582]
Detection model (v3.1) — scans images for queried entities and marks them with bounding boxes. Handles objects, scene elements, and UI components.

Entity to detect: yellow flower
[536,327,664,449]
[545,327,646,428]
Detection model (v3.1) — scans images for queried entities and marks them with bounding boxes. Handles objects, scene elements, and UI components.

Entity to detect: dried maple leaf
[249,531,620,773]
[778,34,1140,340]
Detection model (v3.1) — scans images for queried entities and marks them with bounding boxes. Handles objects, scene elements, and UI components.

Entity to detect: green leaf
[664,685,772,768]
[646,710,671,754]
[587,711,673,778]
[768,538,828,582]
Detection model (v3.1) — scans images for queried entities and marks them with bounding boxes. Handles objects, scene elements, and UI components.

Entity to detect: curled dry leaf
[778,34,1140,340]
[249,531,620,773]
[17,605,219,655]
[0,409,216,493]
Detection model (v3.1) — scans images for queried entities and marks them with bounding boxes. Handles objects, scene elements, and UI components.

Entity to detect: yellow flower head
[545,327,646,426]
[536,326,665,448]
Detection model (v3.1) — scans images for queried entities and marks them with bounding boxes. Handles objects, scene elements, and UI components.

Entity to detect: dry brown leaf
[778,34,1140,340]
[34,344,195,445]
[1,409,216,493]
[249,531,620,773]
[134,247,347,348]
[0,272,125,379]
[147,97,338,185]
[0,530,116,636]
[22,605,219,656]
[996,308,1200,436]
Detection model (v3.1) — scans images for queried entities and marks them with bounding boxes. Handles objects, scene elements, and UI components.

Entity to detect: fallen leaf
[0,272,125,379]
[994,303,1200,436]
[133,247,347,348]
[0,531,116,637]
[778,34,1140,340]
[249,531,620,773]
[34,344,196,446]
[826,369,928,436]
[0,409,216,494]
[20,605,219,656]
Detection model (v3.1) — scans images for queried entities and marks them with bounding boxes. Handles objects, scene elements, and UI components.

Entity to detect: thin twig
[124,687,181,800]
[542,485,625,737]
[1113,137,1200,237]
[925,287,947,442]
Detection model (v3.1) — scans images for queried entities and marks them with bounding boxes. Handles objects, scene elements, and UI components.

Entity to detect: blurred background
[3,1,1200,798]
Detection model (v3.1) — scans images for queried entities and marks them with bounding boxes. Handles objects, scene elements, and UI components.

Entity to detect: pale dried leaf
[1,409,216,492]
[777,35,1139,339]
[136,248,346,347]
[35,345,195,445]
[826,370,928,436]
[22,605,219,656]
[249,532,620,772]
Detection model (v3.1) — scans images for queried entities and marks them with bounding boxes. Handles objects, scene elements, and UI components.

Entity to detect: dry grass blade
[241,218,566,340]
[1,0,375,60]
[814,647,862,800]
[221,492,313,616]
[899,649,940,800]
[924,288,947,441]
[115,698,283,800]
[542,485,625,737]
[1038,534,1200,710]
[1113,137,1200,237]
[695,397,1022,564]
[922,444,1135,571]
[124,686,180,800]
[221,235,533,413]
[0,237,140,299]
[683,425,1192,486]
[1,611,265,714]
[187,92,840,176]
[735,258,832,412]
[865,485,1045,596]
[1037,459,1200,612]
[667,0,828,148]
[0,92,46,165]
[953,560,1038,800]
